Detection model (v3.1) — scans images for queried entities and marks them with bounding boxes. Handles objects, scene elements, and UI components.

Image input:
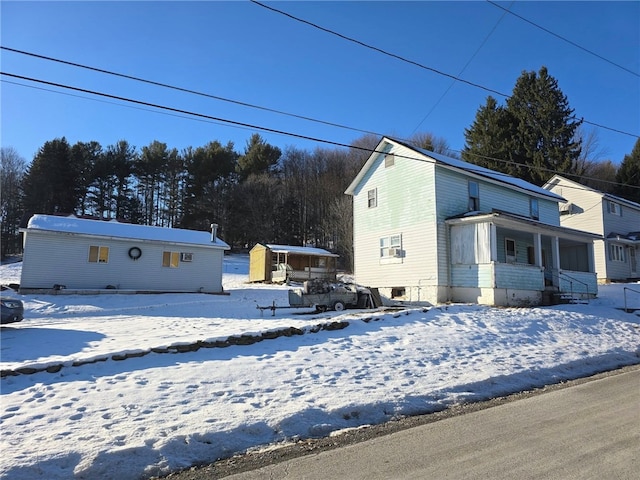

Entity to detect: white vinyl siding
[20,231,225,292]
[546,176,640,281]
[351,144,439,293]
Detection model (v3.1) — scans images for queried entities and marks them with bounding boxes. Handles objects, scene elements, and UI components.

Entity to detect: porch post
[534,233,542,267]
[551,237,560,275]
[490,223,497,261]
[587,242,595,273]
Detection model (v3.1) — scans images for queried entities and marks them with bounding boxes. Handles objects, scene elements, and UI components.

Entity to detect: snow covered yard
[1,255,639,480]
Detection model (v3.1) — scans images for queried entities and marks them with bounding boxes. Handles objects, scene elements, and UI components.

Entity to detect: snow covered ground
[1,254,639,480]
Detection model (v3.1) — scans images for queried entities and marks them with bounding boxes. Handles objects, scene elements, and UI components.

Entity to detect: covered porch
[447,212,599,306]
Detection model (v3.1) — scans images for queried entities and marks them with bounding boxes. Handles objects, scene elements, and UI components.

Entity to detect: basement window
[88,245,109,264]
[162,251,180,268]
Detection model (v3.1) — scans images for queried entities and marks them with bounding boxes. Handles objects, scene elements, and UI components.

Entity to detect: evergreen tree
[236,133,281,180]
[615,139,640,204]
[22,137,83,216]
[463,67,582,185]
[462,96,516,174]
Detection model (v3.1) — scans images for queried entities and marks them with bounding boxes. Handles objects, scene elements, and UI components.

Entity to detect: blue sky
[1,1,638,166]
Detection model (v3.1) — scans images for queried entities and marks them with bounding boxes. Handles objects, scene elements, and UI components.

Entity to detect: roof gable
[346,137,565,202]
[544,174,640,211]
[24,215,230,249]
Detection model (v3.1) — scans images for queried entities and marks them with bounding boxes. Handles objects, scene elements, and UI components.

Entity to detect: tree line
[2,67,639,268]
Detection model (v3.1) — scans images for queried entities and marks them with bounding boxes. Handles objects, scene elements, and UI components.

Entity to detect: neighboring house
[543,175,640,283]
[249,243,338,283]
[345,137,599,307]
[19,215,230,294]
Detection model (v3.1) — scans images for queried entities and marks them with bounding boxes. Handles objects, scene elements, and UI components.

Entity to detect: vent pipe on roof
[210,223,218,242]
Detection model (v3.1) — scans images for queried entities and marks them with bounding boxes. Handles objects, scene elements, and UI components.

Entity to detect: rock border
[1,319,361,378]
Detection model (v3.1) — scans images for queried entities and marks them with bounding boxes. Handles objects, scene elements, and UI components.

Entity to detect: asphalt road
[217,367,640,480]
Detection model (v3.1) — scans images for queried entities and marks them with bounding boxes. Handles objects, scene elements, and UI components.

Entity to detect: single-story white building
[19,215,230,294]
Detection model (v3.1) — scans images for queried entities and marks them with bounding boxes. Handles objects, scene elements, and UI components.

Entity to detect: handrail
[623,286,640,313]
[547,268,591,303]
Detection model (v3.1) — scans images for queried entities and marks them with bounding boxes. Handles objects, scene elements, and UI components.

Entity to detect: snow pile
[1,255,639,479]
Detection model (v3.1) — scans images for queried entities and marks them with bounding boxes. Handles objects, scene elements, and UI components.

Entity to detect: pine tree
[463,67,582,185]
[615,139,640,204]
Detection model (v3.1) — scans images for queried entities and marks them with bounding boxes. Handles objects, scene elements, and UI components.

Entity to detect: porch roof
[445,210,602,242]
[607,232,640,244]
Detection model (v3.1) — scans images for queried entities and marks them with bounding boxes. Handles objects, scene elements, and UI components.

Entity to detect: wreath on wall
[128,247,142,260]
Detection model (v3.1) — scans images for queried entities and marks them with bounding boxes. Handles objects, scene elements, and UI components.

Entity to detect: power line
[0,46,382,139]
[251,1,639,139]
[3,71,638,193]
[486,0,640,78]
[412,0,514,134]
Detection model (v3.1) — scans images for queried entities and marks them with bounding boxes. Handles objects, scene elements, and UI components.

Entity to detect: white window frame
[530,197,539,220]
[607,201,622,216]
[367,188,377,208]
[505,238,517,263]
[468,181,479,211]
[609,243,625,263]
[379,234,403,262]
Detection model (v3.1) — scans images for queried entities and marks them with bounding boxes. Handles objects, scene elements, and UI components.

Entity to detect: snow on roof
[400,140,565,202]
[25,215,230,249]
[346,137,565,202]
[266,244,339,257]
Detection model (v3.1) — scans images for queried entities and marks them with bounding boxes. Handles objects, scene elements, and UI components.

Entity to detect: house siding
[545,176,640,281]
[352,145,442,300]
[21,231,224,293]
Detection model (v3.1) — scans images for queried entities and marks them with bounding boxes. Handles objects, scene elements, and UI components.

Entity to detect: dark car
[1,297,24,324]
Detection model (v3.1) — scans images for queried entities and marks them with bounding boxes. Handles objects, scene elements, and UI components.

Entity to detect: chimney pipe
[210,223,218,242]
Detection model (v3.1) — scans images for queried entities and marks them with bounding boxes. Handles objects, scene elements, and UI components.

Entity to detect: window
[162,251,180,268]
[88,245,109,263]
[607,200,622,216]
[367,188,377,208]
[609,244,625,262]
[380,234,402,257]
[384,154,395,168]
[505,238,516,263]
[468,181,479,211]
[530,198,539,220]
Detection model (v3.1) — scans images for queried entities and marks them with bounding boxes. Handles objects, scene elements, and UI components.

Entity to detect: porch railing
[558,270,593,303]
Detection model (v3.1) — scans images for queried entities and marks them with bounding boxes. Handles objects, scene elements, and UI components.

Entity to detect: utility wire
[251,0,638,139]
[412,0,513,134]
[3,72,638,192]
[0,46,382,139]
[487,0,640,78]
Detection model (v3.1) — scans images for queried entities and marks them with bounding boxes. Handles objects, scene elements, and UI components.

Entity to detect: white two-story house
[345,137,599,307]
[544,175,640,282]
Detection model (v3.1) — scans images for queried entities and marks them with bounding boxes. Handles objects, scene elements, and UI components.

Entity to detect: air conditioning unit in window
[180,252,193,262]
[559,202,574,214]
[388,248,401,257]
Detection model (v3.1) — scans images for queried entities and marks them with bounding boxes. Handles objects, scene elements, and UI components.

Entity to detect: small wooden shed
[19,214,230,294]
[249,244,339,283]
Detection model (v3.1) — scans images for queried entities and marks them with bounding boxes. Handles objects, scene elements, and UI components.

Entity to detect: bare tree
[1,147,26,257]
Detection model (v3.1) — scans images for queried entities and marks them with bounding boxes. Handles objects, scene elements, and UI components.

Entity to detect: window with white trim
[468,181,479,211]
[505,238,516,263]
[609,244,625,262]
[88,245,109,264]
[380,234,402,258]
[162,251,180,268]
[607,200,622,216]
[367,188,377,208]
[530,197,539,220]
